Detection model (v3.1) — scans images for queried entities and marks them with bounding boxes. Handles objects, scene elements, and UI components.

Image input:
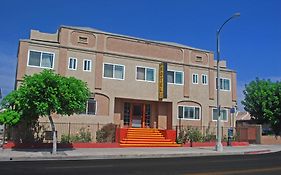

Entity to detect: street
[0,151,281,175]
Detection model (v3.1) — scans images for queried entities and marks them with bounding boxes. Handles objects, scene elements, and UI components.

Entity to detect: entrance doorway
[123,103,151,128]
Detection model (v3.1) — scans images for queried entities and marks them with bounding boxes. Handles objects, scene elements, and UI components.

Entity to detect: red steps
[120,128,180,147]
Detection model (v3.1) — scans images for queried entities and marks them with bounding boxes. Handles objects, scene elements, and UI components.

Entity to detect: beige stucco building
[16,25,237,131]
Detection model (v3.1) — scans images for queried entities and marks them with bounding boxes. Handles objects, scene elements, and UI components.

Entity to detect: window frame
[27,50,55,69]
[83,59,92,72]
[86,98,97,115]
[177,105,201,120]
[202,74,208,85]
[167,70,184,85]
[212,108,228,122]
[68,57,77,70]
[215,77,231,91]
[135,66,156,83]
[192,73,199,84]
[103,62,125,80]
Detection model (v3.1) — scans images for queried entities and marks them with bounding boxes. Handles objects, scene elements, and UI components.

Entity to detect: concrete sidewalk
[0,144,281,161]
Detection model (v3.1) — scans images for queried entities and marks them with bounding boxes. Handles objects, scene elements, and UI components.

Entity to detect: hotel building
[16,26,237,133]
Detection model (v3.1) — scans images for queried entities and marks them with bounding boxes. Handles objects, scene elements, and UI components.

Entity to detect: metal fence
[173,125,238,142]
[9,122,117,143]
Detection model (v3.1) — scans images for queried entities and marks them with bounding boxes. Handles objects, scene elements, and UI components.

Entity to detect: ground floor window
[86,99,96,115]
[212,108,228,121]
[178,106,200,120]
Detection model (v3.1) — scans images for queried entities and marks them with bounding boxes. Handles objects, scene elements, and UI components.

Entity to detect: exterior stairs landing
[120,128,180,147]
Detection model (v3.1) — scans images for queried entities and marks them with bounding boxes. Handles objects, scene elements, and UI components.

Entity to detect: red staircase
[120,128,180,147]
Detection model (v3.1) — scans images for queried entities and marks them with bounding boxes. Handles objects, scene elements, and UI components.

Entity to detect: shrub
[60,127,92,143]
[96,123,116,143]
[176,130,188,144]
[186,128,203,143]
[203,133,216,142]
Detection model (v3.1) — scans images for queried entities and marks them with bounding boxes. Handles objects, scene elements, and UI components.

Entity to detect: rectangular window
[212,108,228,121]
[28,50,54,68]
[136,66,155,82]
[216,78,231,91]
[83,59,92,71]
[167,70,183,85]
[178,106,200,120]
[68,57,77,70]
[79,36,88,43]
[202,74,208,85]
[192,74,198,84]
[86,99,96,115]
[103,63,125,80]
[195,56,203,62]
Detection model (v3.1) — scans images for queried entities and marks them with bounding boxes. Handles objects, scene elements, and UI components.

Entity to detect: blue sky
[0,0,281,110]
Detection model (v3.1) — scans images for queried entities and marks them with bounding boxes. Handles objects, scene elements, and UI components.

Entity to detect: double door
[124,103,151,128]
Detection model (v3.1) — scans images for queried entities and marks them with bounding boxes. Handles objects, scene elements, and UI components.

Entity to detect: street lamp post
[216,13,240,152]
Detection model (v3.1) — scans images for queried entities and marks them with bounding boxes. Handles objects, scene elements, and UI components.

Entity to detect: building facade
[16,26,237,131]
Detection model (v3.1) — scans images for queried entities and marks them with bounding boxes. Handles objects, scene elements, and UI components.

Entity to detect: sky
[0,0,281,110]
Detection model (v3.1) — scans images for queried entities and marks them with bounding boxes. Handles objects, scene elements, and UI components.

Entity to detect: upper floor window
[167,70,183,85]
[79,36,88,44]
[103,63,125,80]
[86,98,96,115]
[68,57,77,70]
[28,50,54,68]
[212,108,228,121]
[216,78,231,91]
[136,66,155,82]
[202,74,208,85]
[178,106,200,120]
[83,59,92,71]
[192,73,199,84]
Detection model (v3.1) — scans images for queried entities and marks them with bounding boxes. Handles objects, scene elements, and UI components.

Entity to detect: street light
[216,13,240,152]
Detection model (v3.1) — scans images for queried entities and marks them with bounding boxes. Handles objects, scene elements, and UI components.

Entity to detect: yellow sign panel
[159,63,164,100]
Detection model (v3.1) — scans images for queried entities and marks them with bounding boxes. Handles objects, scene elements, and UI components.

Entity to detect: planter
[3,141,120,149]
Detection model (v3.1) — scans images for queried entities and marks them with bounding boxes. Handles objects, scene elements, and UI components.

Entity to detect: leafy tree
[242,79,281,135]
[0,109,21,126]
[1,70,91,153]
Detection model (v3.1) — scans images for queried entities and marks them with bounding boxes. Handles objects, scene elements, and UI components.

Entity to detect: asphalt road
[1,151,281,175]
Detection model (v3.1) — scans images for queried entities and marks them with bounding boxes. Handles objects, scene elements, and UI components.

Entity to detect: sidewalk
[0,144,281,161]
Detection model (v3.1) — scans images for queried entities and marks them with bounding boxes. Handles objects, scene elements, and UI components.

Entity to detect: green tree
[1,70,91,153]
[0,109,21,126]
[242,79,281,135]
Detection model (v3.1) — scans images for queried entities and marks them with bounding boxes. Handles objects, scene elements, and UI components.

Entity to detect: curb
[0,149,274,162]
[244,149,271,155]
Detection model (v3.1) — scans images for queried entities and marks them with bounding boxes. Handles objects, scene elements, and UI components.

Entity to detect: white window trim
[27,49,55,69]
[192,73,199,84]
[202,74,208,85]
[135,66,156,83]
[167,70,184,85]
[86,99,97,115]
[68,57,77,70]
[212,108,228,122]
[83,59,92,72]
[215,77,231,91]
[102,62,125,80]
[177,105,201,120]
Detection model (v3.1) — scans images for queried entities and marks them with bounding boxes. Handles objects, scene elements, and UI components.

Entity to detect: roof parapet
[214,60,227,68]
[30,30,58,43]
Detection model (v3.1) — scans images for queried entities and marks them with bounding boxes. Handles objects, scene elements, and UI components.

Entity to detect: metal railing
[8,122,118,143]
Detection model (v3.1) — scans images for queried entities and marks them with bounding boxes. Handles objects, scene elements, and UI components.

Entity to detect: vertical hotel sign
[159,62,167,100]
